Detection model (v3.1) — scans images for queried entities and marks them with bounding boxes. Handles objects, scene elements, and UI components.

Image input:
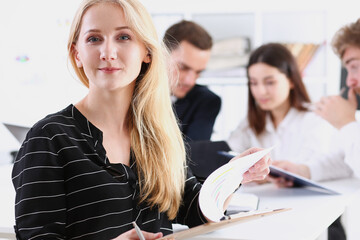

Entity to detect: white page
[199,147,273,222]
[227,193,259,213]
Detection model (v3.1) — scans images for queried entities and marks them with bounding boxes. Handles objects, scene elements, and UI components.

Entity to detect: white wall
[0,0,85,162]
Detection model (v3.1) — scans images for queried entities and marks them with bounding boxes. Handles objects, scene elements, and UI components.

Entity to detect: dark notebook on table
[187,140,231,183]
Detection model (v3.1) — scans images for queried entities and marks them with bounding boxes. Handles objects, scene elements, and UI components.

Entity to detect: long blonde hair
[67,0,186,219]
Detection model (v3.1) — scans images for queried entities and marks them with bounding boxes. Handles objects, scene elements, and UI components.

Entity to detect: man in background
[315,18,360,240]
[315,18,360,176]
[163,20,221,141]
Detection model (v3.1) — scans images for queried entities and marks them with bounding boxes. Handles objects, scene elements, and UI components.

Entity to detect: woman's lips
[258,98,270,104]
[99,67,121,73]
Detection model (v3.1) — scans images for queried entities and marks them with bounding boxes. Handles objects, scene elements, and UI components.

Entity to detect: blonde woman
[12,0,270,239]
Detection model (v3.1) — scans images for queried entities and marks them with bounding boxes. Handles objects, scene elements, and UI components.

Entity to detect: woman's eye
[119,35,130,40]
[87,36,100,43]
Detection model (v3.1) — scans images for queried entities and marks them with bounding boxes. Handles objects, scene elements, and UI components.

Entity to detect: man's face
[170,41,211,99]
[342,45,360,94]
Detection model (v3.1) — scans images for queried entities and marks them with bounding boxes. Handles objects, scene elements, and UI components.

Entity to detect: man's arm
[185,95,221,141]
[339,121,360,177]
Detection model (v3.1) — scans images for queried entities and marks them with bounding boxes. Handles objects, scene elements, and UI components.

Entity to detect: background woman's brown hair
[247,43,311,135]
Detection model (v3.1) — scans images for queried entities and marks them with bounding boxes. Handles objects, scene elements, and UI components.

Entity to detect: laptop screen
[3,123,30,144]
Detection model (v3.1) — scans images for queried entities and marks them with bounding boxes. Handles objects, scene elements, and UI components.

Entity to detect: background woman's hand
[268,160,311,188]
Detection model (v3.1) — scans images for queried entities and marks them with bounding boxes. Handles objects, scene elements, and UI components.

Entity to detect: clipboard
[157,208,290,240]
[268,165,339,194]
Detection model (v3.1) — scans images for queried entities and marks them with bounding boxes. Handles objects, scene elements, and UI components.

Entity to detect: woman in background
[227,43,352,183]
[12,0,270,239]
[227,43,351,240]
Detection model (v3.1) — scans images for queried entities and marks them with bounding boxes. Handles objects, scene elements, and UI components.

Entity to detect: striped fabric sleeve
[175,166,207,227]
[12,126,67,240]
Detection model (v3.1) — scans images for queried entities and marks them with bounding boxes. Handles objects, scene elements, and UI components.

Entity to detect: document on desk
[157,208,290,240]
[199,147,273,222]
[218,151,340,195]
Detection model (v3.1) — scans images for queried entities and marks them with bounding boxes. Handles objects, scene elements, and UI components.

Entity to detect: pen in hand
[339,86,346,96]
[132,221,146,240]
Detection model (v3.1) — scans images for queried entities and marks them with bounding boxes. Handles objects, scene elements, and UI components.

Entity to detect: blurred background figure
[164,20,221,142]
[315,18,360,176]
[227,43,351,182]
[227,42,351,240]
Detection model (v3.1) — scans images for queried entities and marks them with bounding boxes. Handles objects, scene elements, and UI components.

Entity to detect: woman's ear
[287,78,294,89]
[72,45,83,68]
[290,81,295,89]
[143,52,151,64]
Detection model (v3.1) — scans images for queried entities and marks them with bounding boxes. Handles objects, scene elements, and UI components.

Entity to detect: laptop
[3,123,30,144]
[187,140,231,183]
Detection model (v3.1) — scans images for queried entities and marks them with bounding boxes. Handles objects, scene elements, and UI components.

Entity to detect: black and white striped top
[12,104,206,240]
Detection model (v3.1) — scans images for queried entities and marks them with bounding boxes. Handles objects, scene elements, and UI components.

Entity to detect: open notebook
[198,147,274,222]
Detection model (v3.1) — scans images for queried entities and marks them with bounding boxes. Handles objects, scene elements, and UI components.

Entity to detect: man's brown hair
[163,20,212,51]
[332,18,360,58]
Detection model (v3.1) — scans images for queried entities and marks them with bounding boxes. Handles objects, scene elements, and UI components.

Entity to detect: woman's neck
[76,87,133,131]
[270,101,291,129]
[75,86,134,165]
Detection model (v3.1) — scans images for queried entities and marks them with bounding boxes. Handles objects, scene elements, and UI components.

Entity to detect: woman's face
[248,63,293,112]
[73,3,150,92]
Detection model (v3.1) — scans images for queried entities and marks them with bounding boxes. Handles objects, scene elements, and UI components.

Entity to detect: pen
[217,151,235,159]
[339,86,346,96]
[132,221,145,240]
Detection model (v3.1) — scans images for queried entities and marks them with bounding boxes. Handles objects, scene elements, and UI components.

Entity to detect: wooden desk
[183,178,360,240]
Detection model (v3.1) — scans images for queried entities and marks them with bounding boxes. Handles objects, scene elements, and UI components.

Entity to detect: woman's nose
[255,84,267,94]
[100,41,117,61]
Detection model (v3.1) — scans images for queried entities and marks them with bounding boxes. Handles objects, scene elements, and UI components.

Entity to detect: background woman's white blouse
[227,108,353,181]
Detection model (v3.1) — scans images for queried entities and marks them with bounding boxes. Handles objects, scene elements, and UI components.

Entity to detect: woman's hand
[232,147,271,183]
[112,228,163,240]
[221,148,270,215]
